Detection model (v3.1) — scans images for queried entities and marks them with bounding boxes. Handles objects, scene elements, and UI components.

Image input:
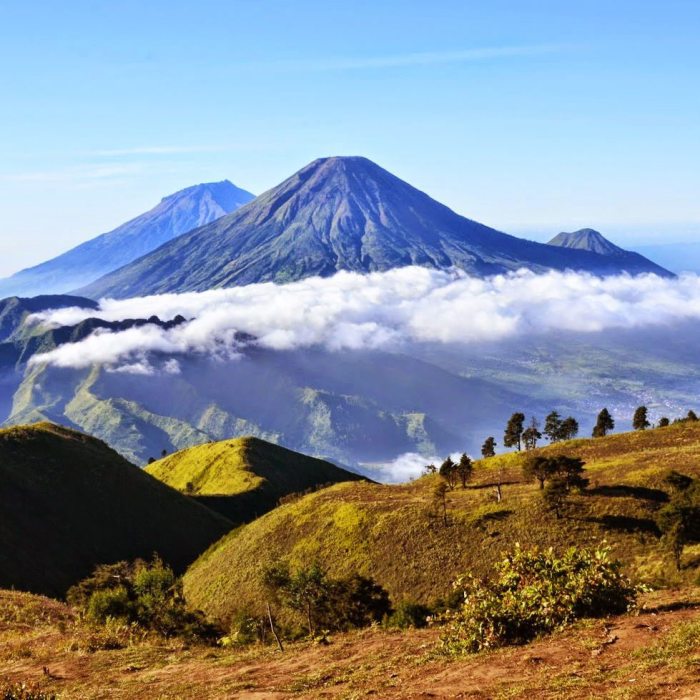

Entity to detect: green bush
[68,557,219,641]
[385,600,432,629]
[440,543,638,654]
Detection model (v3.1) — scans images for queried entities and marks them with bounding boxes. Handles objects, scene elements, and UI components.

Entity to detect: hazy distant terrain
[0,180,253,298]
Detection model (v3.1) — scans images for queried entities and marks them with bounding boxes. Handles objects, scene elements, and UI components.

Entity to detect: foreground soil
[1,588,699,699]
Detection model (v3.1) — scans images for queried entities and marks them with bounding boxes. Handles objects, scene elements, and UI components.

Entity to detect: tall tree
[559,416,579,441]
[633,406,650,431]
[455,453,473,489]
[523,455,556,489]
[543,411,563,443]
[439,456,457,490]
[481,436,496,458]
[504,412,526,451]
[592,408,615,438]
[522,416,542,451]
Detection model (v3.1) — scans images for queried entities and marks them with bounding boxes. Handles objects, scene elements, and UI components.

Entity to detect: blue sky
[1,0,699,275]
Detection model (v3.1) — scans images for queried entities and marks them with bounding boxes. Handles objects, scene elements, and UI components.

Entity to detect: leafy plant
[439,544,638,654]
[68,557,218,641]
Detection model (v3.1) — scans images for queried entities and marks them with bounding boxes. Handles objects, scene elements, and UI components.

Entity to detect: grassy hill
[145,436,365,523]
[0,422,232,596]
[184,421,700,625]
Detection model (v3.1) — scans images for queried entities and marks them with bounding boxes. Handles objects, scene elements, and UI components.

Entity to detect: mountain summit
[548,229,626,256]
[79,157,671,299]
[0,180,254,298]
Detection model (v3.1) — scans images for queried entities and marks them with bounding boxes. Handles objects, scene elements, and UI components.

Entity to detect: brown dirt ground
[1,588,699,699]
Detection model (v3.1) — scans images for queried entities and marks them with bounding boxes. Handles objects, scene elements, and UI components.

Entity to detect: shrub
[439,544,638,654]
[261,562,391,636]
[385,601,432,629]
[68,557,219,641]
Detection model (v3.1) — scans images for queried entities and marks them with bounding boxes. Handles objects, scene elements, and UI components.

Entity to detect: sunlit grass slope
[145,436,365,523]
[0,422,232,597]
[184,422,700,624]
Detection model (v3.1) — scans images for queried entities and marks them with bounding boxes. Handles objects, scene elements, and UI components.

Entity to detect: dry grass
[0,588,698,699]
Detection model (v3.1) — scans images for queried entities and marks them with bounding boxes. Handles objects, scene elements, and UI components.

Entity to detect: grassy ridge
[0,422,232,596]
[145,436,366,523]
[184,422,700,624]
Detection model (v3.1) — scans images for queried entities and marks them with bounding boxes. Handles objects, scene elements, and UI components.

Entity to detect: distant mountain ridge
[78,157,672,299]
[0,180,254,298]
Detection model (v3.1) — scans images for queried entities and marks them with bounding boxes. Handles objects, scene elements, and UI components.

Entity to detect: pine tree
[439,456,458,489]
[455,453,473,489]
[543,411,563,442]
[633,406,650,431]
[504,412,525,451]
[560,416,579,440]
[592,408,615,437]
[481,436,496,459]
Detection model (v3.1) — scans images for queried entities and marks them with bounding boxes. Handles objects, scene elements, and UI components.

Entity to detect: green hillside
[184,421,700,625]
[0,422,232,596]
[146,435,365,523]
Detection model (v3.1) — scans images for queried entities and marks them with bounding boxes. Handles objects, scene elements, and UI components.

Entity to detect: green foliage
[504,412,525,451]
[593,408,615,438]
[68,558,218,641]
[656,480,700,570]
[522,417,542,450]
[261,562,390,636]
[633,406,650,431]
[455,453,473,488]
[385,600,432,629]
[544,411,579,442]
[523,454,587,492]
[440,544,638,654]
[439,456,457,489]
[0,684,57,700]
[658,417,670,428]
[481,436,496,459]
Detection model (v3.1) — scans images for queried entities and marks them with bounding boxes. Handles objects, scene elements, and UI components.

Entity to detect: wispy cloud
[261,44,570,72]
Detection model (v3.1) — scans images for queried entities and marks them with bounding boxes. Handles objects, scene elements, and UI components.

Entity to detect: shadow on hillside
[587,485,669,502]
[473,509,514,528]
[586,514,660,536]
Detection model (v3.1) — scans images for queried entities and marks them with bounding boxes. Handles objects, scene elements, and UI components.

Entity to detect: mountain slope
[0,422,232,596]
[0,294,96,343]
[0,180,254,298]
[145,436,365,522]
[79,157,672,299]
[183,421,700,624]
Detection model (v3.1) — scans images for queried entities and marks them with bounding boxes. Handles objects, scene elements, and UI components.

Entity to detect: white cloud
[27,267,700,372]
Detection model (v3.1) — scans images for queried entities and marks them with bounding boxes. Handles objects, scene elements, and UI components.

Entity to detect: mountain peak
[548,229,626,256]
[78,157,673,299]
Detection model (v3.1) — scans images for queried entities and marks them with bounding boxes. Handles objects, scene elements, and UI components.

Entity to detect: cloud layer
[28,267,700,372]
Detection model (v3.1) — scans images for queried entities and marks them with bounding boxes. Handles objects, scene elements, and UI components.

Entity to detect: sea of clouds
[27,266,700,372]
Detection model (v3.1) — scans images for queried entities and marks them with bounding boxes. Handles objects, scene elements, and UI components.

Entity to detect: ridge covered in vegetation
[145,436,365,523]
[0,422,232,596]
[184,421,700,626]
